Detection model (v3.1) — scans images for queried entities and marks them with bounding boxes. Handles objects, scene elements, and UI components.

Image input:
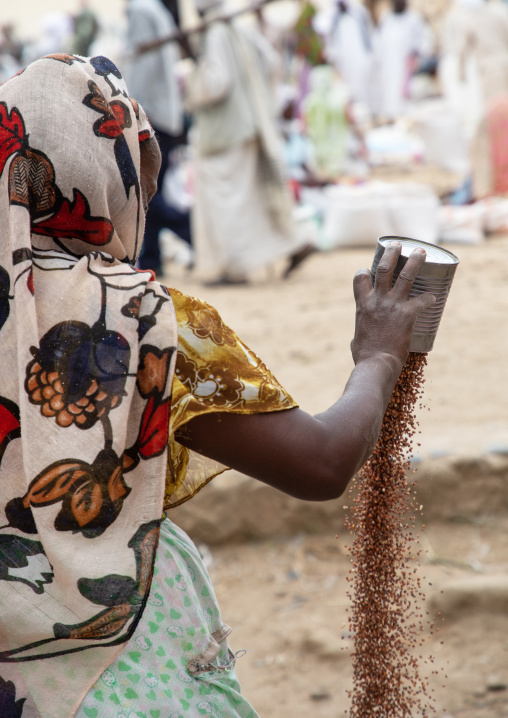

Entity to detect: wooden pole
[132,0,283,57]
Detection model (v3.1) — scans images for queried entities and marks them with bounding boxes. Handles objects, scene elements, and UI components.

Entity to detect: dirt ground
[162,225,508,716]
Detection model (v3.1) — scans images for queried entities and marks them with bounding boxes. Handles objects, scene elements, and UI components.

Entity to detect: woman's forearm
[310,352,404,497]
[176,353,404,502]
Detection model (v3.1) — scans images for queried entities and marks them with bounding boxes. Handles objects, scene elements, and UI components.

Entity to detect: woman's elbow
[292,463,355,502]
[301,444,372,501]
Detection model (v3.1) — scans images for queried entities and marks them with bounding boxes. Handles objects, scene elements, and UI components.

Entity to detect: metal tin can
[371,236,460,353]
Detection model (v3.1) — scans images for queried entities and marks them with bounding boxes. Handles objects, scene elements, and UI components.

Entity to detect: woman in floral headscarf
[0,54,433,718]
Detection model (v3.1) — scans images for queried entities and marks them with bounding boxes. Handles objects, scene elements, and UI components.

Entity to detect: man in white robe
[183,0,311,284]
[325,0,375,116]
[372,0,434,123]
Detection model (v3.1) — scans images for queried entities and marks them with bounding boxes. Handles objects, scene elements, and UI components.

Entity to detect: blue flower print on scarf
[90,55,122,81]
[25,320,130,431]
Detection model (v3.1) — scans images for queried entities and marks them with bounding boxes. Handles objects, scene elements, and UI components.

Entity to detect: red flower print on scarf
[0,102,26,177]
[83,80,138,197]
[2,99,114,246]
[31,188,114,246]
[122,346,174,471]
[137,394,170,460]
[129,96,153,143]
[0,397,20,466]
[136,346,172,459]
[95,101,131,139]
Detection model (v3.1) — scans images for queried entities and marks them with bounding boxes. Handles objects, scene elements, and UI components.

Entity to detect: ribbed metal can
[370,236,460,353]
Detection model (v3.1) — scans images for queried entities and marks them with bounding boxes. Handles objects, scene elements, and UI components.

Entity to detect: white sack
[323,181,439,248]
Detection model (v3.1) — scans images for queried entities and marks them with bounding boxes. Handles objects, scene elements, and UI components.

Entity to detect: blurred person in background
[372,0,434,124]
[440,0,508,200]
[302,64,367,180]
[181,0,314,285]
[23,12,74,64]
[71,0,100,56]
[0,23,23,64]
[290,1,326,117]
[325,0,375,118]
[0,24,23,84]
[123,0,192,277]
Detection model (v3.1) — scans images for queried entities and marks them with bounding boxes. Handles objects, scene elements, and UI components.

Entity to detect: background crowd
[1,3,507,717]
[2,0,508,283]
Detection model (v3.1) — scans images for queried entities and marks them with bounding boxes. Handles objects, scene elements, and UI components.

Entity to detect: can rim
[378,236,460,266]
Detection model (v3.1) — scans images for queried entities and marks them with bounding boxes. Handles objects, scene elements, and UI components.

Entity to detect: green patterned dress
[75,519,257,718]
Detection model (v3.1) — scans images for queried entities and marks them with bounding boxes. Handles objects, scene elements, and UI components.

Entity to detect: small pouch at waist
[187,624,234,676]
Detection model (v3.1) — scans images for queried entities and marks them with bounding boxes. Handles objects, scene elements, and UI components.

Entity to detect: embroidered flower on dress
[175,352,197,392]
[193,362,245,408]
[183,294,237,347]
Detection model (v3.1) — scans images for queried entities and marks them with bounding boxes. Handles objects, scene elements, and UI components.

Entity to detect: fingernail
[389,241,401,247]
[414,248,426,255]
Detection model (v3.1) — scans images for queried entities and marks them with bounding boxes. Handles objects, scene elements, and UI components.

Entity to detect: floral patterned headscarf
[0,55,177,717]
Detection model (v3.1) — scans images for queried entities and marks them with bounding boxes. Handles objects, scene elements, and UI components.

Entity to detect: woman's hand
[351,241,436,368]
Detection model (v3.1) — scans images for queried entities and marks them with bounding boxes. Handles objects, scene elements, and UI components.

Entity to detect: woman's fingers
[391,247,427,299]
[351,243,438,366]
[374,241,402,292]
[353,268,374,302]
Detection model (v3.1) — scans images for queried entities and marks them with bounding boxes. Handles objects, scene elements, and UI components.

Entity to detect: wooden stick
[132,0,283,57]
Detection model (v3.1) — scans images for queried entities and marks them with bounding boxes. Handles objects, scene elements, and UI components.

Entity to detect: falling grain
[346,352,434,717]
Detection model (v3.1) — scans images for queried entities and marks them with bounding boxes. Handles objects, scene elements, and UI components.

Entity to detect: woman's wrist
[353,350,406,382]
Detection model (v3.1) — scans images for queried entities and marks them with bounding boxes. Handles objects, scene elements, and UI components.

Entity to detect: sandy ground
[160,223,508,717]
[208,518,508,718]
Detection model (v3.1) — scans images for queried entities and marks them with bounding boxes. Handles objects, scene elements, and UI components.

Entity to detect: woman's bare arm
[176,244,435,501]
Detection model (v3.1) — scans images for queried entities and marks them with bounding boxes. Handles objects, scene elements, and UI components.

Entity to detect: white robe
[326,1,374,113]
[185,20,300,279]
[373,9,433,121]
